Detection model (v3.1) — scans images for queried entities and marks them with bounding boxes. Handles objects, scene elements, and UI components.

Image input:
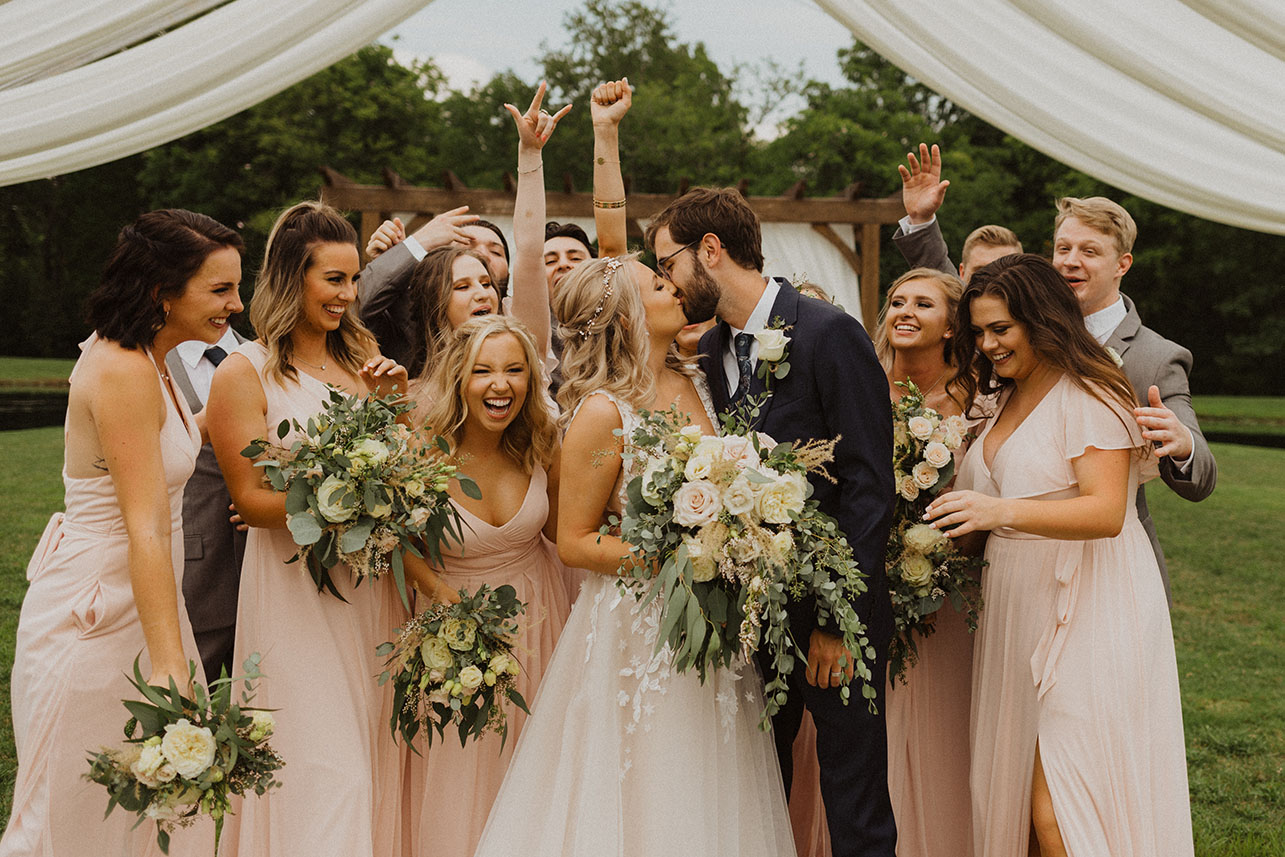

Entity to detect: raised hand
[360,356,409,401]
[365,217,406,259]
[504,80,573,152]
[409,205,479,253]
[590,77,632,128]
[897,143,950,225]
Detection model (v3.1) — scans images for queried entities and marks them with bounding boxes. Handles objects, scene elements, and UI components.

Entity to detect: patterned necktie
[731,332,754,403]
[204,345,227,367]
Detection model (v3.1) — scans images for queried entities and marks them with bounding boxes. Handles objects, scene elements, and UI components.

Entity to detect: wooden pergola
[320,168,906,334]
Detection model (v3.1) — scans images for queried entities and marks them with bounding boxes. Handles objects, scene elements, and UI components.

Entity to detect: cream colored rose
[721,476,757,517]
[944,415,968,437]
[458,665,484,691]
[720,435,761,469]
[131,744,167,788]
[677,424,705,452]
[943,427,964,449]
[367,491,393,519]
[755,431,778,452]
[912,460,940,490]
[488,653,516,677]
[439,617,477,652]
[641,456,669,506]
[316,474,357,523]
[403,477,426,499]
[349,437,390,471]
[770,530,795,560]
[684,534,719,582]
[904,523,948,555]
[897,473,921,502]
[673,480,722,527]
[907,416,935,441]
[754,328,789,362]
[757,473,807,524]
[923,441,952,469]
[160,718,217,779]
[408,506,430,528]
[726,534,762,564]
[900,553,935,591]
[247,711,276,743]
[420,636,455,671]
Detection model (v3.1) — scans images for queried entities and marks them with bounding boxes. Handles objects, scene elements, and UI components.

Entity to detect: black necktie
[731,332,754,403]
[204,345,227,367]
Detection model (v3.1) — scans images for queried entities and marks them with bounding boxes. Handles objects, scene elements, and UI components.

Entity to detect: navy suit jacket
[699,282,894,648]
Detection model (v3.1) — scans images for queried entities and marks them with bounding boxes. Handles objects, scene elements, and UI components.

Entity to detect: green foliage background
[2,0,1282,392]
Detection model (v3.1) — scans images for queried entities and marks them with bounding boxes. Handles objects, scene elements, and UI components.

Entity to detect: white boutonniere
[755,317,792,384]
[1105,346,1124,368]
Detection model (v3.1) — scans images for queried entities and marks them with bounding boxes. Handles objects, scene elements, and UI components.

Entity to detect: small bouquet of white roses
[887,381,984,681]
[242,388,479,605]
[377,584,529,750]
[613,406,877,728]
[84,654,283,855]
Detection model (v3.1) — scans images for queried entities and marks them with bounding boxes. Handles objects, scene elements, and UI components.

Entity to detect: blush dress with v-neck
[405,465,574,857]
[954,375,1192,857]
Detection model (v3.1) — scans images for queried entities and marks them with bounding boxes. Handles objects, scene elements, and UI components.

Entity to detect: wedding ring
[830,671,843,678]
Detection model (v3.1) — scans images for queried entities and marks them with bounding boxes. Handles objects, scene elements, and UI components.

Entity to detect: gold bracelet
[517,161,543,175]
[593,198,627,209]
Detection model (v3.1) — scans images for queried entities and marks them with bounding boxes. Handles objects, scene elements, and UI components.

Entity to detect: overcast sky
[381,0,856,127]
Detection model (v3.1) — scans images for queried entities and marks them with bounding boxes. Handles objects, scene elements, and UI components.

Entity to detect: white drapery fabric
[813,0,1285,234]
[0,0,435,186]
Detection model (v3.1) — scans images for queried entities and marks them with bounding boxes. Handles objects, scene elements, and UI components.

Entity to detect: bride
[473,82,795,857]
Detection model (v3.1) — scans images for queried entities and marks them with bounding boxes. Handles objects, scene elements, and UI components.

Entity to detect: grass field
[0,427,1282,852]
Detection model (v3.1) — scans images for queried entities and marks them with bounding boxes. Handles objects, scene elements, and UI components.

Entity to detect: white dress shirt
[723,278,782,396]
[1084,296,1128,345]
[174,327,241,407]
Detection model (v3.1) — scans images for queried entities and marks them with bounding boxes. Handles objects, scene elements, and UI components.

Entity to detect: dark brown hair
[405,246,500,380]
[645,187,765,272]
[950,253,1138,421]
[86,209,243,349]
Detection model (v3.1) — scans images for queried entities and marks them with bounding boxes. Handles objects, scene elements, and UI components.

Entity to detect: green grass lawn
[0,357,75,385]
[0,428,1281,852]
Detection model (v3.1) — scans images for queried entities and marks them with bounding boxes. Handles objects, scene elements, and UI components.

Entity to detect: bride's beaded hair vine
[578,256,624,340]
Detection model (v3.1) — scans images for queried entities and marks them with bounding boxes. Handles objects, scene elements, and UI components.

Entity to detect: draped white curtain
[0,0,435,186]
[814,0,1285,234]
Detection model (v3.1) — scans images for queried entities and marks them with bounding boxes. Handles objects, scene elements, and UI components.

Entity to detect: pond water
[0,392,67,431]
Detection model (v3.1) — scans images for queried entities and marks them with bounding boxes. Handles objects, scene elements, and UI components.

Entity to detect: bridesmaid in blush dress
[206,201,425,857]
[1,210,243,857]
[404,315,570,857]
[927,254,1193,857]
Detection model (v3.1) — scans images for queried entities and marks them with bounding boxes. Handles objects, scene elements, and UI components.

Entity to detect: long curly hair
[405,246,501,381]
[249,201,375,384]
[952,253,1139,423]
[422,315,557,474]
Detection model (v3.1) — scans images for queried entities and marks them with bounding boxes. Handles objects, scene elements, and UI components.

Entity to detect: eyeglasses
[657,239,700,278]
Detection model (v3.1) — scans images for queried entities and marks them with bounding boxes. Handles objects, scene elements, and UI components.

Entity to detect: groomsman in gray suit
[893,145,1217,600]
[166,326,247,681]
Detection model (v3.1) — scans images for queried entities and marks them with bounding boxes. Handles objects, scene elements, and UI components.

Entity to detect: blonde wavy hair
[552,255,690,430]
[874,267,966,366]
[249,200,376,384]
[422,315,557,474]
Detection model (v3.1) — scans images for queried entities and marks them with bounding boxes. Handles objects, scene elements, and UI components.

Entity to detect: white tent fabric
[813,0,1285,234]
[0,0,434,186]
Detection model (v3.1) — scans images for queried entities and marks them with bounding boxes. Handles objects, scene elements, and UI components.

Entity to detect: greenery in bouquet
[611,404,877,729]
[242,388,480,605]
[378,584,529,750]
[887,381,984,681]
[84,654,283,855]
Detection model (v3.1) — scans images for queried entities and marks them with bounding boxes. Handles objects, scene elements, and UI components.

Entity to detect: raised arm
[590,78,631,257]
[893,143,956,275]
[504,81,571,358]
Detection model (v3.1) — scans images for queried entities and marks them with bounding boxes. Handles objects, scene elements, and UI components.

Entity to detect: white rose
[160,718,217,779]
[458,665,485,691]
[943,427,964,449]
[488,653,514,677]
[900,552,935,591]
[756,474,807,524]
[145,802,179,821]
[684,534,719,582]
[672,480,722,528]
[755,432,778,453]
[720,435,761,469]
[721,477,757,517]
[770,530,795,560]
[903,523,948,556]
[683,451,717,482]
[912,460,940,490]
[421,635,457,670]
[439,617,478,652]
[923,441,952,469]
[677,424,705,451]
[408,506,430,528]
[907,416,935,441]
[944,415,968,437]
[367,491,393,520]
[403,477,426,499]
[349,437,390,472]
[640,457,670,506]
[754,328,789,362]
[131,744,167,788]
[316,474,357,523]
[247,711,275,743]
[897,473,921,502]
[726,535,762,564]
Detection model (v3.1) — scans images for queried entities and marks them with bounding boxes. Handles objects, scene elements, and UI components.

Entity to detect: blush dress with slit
[0,334,212,857]
[955,375,1192,857]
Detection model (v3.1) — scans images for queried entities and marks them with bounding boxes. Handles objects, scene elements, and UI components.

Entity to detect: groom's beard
[679,263,720,324]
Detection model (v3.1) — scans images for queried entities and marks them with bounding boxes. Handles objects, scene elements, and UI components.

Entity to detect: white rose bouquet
[242,389,478,605]
[613,406,878,729]
[887,381,984,681]
[84,654,283,855]
[377,584,529,750]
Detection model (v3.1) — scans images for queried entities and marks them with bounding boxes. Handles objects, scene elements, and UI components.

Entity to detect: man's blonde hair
[1054,197,1137,256]
[961,225,1022,267]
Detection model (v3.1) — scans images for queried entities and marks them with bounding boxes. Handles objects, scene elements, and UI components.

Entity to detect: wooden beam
[859,223,882,335]
[383,168,409,188]
[319,166,354,186]
[783,180,807,200]
[358,212,381,264]
[442,170,467,191]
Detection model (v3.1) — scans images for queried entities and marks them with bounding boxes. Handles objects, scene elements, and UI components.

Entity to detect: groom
[648,189,896,856]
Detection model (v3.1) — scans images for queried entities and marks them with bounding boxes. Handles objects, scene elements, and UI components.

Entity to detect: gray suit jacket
[358,242,419,370]
[895,220,1218,600]
[166,336,247,648]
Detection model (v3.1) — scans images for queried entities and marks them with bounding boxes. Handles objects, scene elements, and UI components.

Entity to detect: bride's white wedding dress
[473,388,797,857]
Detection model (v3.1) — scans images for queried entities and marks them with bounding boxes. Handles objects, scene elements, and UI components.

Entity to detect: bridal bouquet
[612,407,877,727]
[377,584,530,750]
[84,654,283,855]
[887,381,983,681]
[242,389,478,604]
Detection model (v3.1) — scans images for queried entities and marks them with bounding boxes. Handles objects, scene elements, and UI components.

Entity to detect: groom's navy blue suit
[700,280,897,857]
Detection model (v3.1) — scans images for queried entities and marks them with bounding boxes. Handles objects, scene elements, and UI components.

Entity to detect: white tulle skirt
[474,574,798,857]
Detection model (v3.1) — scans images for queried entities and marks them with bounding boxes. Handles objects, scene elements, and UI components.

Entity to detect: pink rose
[672,480,722,528]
